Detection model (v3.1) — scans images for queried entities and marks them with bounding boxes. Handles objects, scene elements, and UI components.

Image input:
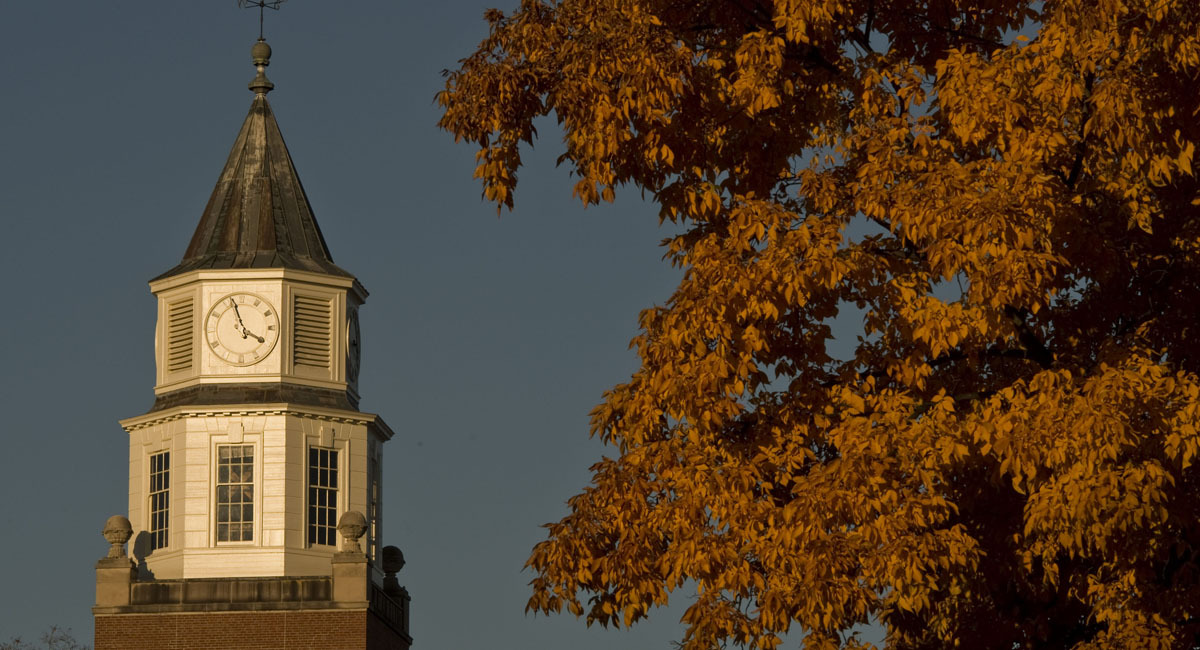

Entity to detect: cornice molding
[150,267,368,301]
[121,403,392,439]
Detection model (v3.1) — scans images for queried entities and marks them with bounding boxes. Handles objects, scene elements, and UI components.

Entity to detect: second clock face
[206,292,280,366]
[346,310,361,383]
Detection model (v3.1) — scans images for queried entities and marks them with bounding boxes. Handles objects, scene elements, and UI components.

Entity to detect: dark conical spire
[156,40,350,280]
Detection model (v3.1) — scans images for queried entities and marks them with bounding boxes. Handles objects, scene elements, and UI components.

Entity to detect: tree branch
[1064,73,1096,190]
[1005,306,1054,369]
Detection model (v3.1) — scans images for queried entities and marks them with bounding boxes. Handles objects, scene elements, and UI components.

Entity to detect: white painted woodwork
[122,407,391,579]
[123,265,386,580]
[149,268,365,399]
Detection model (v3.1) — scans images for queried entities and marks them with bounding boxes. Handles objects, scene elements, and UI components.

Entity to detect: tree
[1,628,87,650]
[438,0,1200,648]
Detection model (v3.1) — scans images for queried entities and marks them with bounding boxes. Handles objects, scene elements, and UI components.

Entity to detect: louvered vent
[166,298,194,373]
[293,295,332,370]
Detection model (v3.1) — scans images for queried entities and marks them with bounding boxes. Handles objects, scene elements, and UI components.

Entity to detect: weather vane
[237,0,288,40]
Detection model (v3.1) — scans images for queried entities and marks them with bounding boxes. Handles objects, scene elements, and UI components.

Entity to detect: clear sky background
[0,1,704,647]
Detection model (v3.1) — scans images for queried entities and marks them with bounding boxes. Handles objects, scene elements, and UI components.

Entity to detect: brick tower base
[95,609,409,650]
[94,555,412,650]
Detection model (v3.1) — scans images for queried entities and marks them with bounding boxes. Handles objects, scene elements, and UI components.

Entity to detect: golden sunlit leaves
[439,0,1200,648]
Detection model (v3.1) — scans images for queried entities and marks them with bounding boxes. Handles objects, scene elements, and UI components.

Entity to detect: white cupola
[118,40,392,581]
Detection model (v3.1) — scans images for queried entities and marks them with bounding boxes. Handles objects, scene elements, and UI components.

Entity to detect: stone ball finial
[382,546,406,575]
[248,38,275,95]
[251,39,272,66]
[382,545,405,597]
[102,515,132,559]
[337,511,368,553]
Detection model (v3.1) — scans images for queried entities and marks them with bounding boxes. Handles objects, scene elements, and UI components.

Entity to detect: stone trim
[93,575,410,642]
[121,404,392,439]
[96,576,336,615]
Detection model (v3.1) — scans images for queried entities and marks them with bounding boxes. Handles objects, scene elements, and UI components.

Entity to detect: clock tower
[93,40,412,650]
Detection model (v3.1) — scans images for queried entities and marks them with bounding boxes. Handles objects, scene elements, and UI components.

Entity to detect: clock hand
[230,299,247,328]
[239,326,266,343]
[228,300,261,340]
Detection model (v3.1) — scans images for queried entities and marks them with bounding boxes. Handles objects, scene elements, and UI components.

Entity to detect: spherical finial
[102,515,132,559]
[382,546,406,575]
[337,511,368,553]
[248,38,275,95]
[382,545,406,596]
[251,39,272,66]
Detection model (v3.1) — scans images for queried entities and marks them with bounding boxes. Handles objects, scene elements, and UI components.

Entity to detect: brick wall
[95,609,410,650]
[366,613,412,650]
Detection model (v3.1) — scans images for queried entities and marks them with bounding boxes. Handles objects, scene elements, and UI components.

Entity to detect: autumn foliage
[438,0,1200,647]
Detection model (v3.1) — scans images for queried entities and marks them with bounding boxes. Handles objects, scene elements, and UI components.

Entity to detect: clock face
[205,292,280,366]
[346,310,361,382]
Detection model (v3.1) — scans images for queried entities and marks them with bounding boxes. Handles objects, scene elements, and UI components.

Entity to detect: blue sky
[0,2,697,647]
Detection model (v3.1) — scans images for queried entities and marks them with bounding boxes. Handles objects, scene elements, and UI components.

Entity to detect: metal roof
[155,89,351,280]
